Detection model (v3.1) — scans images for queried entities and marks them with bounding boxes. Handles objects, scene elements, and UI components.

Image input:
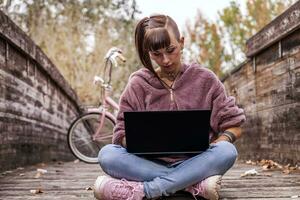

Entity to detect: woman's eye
[166,48,175,53]
[153,52,161,56]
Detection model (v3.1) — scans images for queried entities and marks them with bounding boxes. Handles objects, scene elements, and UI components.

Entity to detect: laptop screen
[124,110,211,156]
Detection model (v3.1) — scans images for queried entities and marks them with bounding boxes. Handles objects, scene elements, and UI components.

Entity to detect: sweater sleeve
[112,77,144,145]
[210,74,246,134]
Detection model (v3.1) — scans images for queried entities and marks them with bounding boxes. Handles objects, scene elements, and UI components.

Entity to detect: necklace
[166,72,177,81]
[160,70,180,81]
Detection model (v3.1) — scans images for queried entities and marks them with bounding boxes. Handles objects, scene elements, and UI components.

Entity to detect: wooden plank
[0,161,300,200]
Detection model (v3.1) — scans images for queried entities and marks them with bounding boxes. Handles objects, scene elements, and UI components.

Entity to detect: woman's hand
[121,137,127,148]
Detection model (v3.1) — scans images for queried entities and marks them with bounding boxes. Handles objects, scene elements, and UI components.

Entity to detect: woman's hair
[135,14,180,75]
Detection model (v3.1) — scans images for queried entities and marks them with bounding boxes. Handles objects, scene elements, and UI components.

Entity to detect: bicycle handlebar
[105,47,126,67]
[94,47,126,87]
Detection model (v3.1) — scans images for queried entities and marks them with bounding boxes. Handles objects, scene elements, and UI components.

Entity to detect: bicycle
[67,47,126,163]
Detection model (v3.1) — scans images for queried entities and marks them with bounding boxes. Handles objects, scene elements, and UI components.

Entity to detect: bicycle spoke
[72,135,92,142]
[68,112,115,163]
[95,135,113,140]
[74,140,96,147]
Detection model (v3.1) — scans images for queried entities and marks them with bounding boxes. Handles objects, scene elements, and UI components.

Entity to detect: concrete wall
[0,11,81,172]
[223,2,300,165]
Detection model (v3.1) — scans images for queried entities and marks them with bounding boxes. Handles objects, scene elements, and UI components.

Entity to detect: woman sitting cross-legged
[94,14,246,200]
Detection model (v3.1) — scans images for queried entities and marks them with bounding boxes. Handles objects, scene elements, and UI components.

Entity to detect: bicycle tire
[67,112,115,163]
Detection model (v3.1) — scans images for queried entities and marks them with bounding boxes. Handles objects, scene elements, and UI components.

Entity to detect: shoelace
[191,181,205,196]
[109,179,141,200]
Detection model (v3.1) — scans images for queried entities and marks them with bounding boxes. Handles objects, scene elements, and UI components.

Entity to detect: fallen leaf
[34,172,42,179]
[2,171,13,175]
[246,160,252,164]
[85,186,93,191]
[262,165,270,170]
[282,169,290,174]
[241,169,259,177]
[74,159,80,163]
[291,195,299,199]
[246,160,256,165]
[30,188,43,194]
[37,169,47,174]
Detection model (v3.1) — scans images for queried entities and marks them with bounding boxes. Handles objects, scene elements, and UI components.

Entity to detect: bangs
[144,28,171,51]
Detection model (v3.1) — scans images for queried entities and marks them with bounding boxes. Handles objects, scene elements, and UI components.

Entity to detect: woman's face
[149,32,184,74]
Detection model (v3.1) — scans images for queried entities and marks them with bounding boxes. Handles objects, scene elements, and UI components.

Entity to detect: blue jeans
[98,141,237,198]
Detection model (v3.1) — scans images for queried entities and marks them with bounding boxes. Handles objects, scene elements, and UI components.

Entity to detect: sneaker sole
[94,176,109,200]
[205,175,222,200]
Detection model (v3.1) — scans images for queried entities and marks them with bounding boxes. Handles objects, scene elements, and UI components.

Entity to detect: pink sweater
[113,63,246,145]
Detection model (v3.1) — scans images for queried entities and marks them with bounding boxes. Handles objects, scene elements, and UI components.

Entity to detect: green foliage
[185,0,296,78]
[1,0,140,104]
[186,11,224,77]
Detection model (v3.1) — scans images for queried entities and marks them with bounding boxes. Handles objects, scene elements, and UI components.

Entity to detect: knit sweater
[112,62,246,145]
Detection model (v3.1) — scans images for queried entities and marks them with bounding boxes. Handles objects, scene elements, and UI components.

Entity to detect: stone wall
[0,11,81,172]
[223,2,300,165]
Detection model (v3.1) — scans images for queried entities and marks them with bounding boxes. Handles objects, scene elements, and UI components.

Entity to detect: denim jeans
[98,141,237,198]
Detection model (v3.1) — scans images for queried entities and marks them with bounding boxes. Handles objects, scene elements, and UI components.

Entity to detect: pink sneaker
[185,175,222,200]
[94,175,145,200]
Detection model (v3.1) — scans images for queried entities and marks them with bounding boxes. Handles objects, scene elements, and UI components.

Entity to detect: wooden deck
[0,160,300,200]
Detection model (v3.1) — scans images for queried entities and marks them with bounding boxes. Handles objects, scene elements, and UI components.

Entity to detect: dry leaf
[246,160,252,164]
[282,169,290,174]
[2,171,13,175]
[241,169,259,177]
[74,159,80,163]
[85,186,93,191]
[37,169,47,174]
[246,159,299,175]
[30,188,43,194]
[262,165,270,170]
[34,172,42,179]
[246,160,256,165]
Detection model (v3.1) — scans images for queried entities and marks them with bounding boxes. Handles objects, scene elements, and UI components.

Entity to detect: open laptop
[124,110,211,157]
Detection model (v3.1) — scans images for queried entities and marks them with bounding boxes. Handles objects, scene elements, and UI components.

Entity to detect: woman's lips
[163,64,172,69]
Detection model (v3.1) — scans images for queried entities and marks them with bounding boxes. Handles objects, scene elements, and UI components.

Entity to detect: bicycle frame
[90,47,124,141]
[91,87,119,141]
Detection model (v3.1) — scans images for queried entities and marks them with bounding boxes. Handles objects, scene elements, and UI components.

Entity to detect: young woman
[94,14,246,200]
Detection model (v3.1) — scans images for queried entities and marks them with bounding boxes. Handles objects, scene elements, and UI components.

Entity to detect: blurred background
[0,0,297,105]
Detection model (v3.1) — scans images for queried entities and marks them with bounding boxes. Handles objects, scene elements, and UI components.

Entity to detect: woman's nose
[162,54,170,64]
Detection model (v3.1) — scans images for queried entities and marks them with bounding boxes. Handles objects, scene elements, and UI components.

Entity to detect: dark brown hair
[134,14,180,75]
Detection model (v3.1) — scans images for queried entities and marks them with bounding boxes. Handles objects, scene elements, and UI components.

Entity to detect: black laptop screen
[124,110,211,155]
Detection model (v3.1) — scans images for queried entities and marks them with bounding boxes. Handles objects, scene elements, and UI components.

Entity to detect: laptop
[124,110,211,157]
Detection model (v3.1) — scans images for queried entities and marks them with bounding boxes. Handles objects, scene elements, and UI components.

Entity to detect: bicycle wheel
[67,112,115,163]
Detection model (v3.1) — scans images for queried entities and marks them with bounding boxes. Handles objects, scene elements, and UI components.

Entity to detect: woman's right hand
[121,137,127,148]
